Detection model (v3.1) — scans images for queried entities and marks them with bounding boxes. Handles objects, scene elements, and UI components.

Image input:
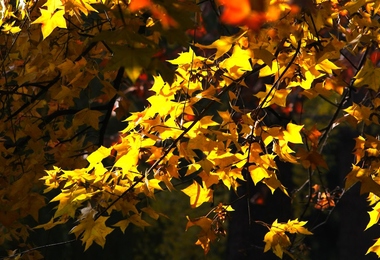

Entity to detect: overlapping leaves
[2,0,380,258]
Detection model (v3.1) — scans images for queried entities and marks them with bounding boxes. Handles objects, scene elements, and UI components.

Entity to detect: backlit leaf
[365,202,380,230]
[353,59,380,91]
[32,9,67,39]
[182,181,213,208]
[283,123,304,144]
[255,85,291,108]
[249,165,270,185]
[263,219,312,258]
[367,238,380,257]
[195,35,237,60]
[70,216,113,251]
[345,165,380,197]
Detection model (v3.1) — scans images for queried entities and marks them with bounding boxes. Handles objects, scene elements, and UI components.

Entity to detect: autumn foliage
[1,0,380,259]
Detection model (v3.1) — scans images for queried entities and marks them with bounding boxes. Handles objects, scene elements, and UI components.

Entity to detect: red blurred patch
[370,50,380,66]
[129,0,151,12]
[218,0,267,31]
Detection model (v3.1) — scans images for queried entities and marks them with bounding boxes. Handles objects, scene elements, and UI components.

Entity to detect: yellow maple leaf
[263,220,291,259]
[263,219,312,258]
[51,190,78,218]
[86,146,112,180]
[186,216,216,255]
[367,192,380,206]
[273,139,298,164]
[146,95,175,118]
[167,47,205,69]
[64,0,98,16]
[365,202,380,230]
[182,180,213,208]
[72,108,103,130]
[113,219,130,233]
[367,237,380,257]
[315,59,340,74]
[195,34,242,60]
[286,219,313,235]
[199,171,219,188]
[297,148,328,170]
[283,122,304,144]
[1,21,22,34]
[154,167,175,191]
[70,216,113,251]
[344,103,372,125]
[43,0,65,12]
[353,59,380,91]
[141,206,160,220]
[220,45,252,80]
[128,213,151,229]
[249,165,270,185]
[40,166,61,193]
[253,49,274,68]
[34,217,68,230]
[255,85,291,108]
[150,74,167,95]
[32,9,67,39]
[345,165,380,197]
[262,174,289,196]
[186,216,212,232]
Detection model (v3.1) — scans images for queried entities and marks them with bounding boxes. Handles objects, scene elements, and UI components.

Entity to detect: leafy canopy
[1,0,380,259]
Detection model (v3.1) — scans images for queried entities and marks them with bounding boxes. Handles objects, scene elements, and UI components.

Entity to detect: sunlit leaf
[32,9,67,39]
[70,216,113,251]
[283,123,304,144]
[353,59,380,91]
[182,181,213,208]
[195,35,237,60]
[255,85,291,108]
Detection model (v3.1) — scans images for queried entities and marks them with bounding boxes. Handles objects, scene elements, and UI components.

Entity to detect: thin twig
[318,46,370,152]
[5,73,61,122]
[1,239,77,260]
[252,40,302,118]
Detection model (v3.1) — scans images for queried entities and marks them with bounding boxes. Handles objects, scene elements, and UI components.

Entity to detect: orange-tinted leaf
[186,216,212,231]
[297,148,328,170]
[186,216,216,255]
[367,237,380,257]
[303,125,321,149]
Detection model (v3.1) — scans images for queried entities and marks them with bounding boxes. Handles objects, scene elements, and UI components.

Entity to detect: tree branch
[98,66,124,146]
[5,73,61,122]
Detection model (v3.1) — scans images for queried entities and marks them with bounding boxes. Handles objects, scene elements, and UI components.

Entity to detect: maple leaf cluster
[1,0,380,259]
